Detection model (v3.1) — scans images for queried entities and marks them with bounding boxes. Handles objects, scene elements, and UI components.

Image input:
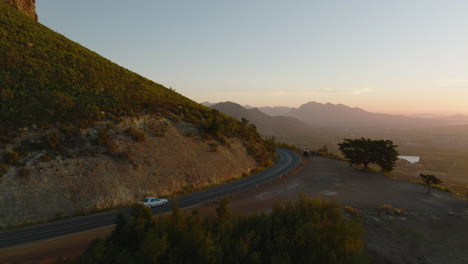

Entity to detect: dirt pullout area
[2,156,467,264]
[201,156,468,264]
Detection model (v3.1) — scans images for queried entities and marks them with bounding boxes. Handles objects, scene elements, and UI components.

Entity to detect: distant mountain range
[204,101,468,129]
[284,101,432,128]
[209,102,314,141]
[257,106,293,116]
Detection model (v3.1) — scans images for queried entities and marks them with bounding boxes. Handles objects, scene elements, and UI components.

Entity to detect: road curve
[0,148,301,249]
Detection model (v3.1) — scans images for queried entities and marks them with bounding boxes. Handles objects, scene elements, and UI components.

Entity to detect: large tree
[338,138,399,171]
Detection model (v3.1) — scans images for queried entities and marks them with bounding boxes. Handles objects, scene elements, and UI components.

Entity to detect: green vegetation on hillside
[0,1,187,129]
[0,2,273,165]
[55,195,368,264]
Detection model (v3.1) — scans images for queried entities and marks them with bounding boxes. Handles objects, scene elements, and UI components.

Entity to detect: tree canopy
[338,138,399,171]
[419,174,442,194]
[55,195,368,264]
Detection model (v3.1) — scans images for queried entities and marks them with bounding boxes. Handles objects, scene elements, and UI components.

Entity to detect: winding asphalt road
[0,148,301,249]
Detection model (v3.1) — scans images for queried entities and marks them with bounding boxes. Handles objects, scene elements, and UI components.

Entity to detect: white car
[140,197,168,208]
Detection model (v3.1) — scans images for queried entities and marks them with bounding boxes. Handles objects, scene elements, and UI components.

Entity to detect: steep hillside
[0,3,273,227]
[0,1,191,131]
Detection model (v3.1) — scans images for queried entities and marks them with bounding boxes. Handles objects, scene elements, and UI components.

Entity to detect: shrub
[60,125,72,135]
[4,151,19,165]
[41,152,52,162]
[97,128,110,145]
[59,195,368,264]
[209,143,218,152]
[106,140,119,153]
[0,164,8,177]
[106,122,115,130]
[64,127,86,148]
[344,205,361,216]
[184,131,195,137]
[48,133,61,149]
[126,127,146,142]
[19,167,31,178]
[377,204,407,215]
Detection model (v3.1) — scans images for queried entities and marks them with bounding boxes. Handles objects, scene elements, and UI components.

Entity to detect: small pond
[398,156,420,163]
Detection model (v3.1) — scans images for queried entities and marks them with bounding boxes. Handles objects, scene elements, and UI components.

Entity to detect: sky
[36,0,468,115]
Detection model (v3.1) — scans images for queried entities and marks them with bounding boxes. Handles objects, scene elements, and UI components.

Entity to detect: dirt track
[2,155,468,263]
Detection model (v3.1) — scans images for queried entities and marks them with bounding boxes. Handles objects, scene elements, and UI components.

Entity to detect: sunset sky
[37,0,468,115]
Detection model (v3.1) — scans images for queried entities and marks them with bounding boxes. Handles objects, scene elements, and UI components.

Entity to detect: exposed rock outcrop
[3,0,37,21]
[0,117,259,227]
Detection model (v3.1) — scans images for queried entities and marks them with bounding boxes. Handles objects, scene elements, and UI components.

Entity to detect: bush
[0,164,8,176]
[41,152,52,162]
[19,167,31,178]
[97,129,110,145]
[58,195,368,264]
[209,143,218,152]
[106,140,119,153]
[4,151,19,165]
[126,127,146,142]
[48,133,61,149]
[184,131,195,137]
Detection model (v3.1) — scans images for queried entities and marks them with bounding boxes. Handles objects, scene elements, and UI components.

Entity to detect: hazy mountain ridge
[434,114,468,124]
[207,100,468,128]
[258,106,293,116]
[210,102,315,142]
[284,101,434,128]
[251,101,466,128]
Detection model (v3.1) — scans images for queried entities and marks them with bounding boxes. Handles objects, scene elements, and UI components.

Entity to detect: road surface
[0,148,301,249]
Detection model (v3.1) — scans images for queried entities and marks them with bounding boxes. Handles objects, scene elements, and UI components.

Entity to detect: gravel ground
[225,156,468,264]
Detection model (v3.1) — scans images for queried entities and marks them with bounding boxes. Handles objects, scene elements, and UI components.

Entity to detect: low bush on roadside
[4,151,19,165]
[377,204,407,215]
[344,205,362,216]
[0,164,8,177]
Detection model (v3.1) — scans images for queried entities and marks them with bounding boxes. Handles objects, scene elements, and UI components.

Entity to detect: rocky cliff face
[3,0,37,21]
[0,117,258,227]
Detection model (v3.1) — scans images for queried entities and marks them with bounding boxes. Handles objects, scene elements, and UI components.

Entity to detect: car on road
[140,197,168,208]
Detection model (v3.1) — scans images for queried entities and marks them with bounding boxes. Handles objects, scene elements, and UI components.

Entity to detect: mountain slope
[0,1,192,130]
[0,3,273,227]
[286,101,435,128]
[211,102,314,143]
[0,1,271,157]
[258,106,293,116]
